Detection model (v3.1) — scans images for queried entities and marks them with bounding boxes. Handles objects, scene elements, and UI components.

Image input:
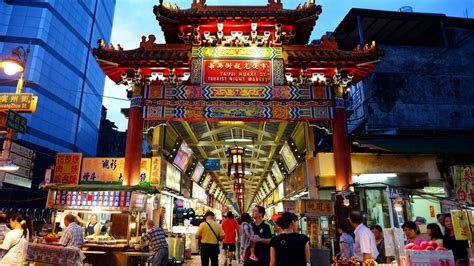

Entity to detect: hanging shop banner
[151,157,162,185]
[450,210,471,241]
[53,153,82,184]
[139,158,151,185]
[80,158,151,185]
[452,165,474,204]
[203,59,272,86]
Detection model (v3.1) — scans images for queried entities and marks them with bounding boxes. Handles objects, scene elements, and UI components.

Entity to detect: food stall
[295,199,334,266]
[42,183,158,266]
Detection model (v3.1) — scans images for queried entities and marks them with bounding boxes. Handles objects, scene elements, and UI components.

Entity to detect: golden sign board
[0,93,38,113]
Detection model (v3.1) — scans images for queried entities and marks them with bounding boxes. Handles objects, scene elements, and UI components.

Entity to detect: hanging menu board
[266,173,276,190]
[53,190,132,211]
[280,143,298,173]
[272,162,284,184]
[130,192,147,212]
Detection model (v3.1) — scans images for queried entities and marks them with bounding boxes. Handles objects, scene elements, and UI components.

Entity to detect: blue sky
[103,0,473,130]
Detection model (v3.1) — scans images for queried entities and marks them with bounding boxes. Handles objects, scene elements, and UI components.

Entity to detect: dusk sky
[103,0,473,130]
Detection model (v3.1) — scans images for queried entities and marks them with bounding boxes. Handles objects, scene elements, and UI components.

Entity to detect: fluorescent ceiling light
[224,139,252,142]
[353,173,397,184]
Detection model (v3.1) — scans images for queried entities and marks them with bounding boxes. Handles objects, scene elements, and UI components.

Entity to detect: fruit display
[404,241,447,251]
[44,233,60,242]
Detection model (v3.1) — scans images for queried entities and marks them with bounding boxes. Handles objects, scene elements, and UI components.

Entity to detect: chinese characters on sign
[54,190,132,211]
[203,60,271,85]
[53,153,83,184]
[80,157,151,185]
[6,110,27,133]
[0,93,38,112]
[298,199,334,216]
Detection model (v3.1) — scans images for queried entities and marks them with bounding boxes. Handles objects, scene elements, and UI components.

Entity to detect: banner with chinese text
[53,153,82,184]
[452,165,474,205]
[80,158,151,185]
[203,59,271,85]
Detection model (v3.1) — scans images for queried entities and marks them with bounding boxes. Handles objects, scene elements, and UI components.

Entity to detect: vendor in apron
[77,214,101,236]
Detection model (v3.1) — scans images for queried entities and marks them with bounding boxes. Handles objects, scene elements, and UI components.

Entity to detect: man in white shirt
[348,211,379,263]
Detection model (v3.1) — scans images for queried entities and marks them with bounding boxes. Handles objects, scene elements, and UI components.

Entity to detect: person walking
[348,211,379,263]
[337,223,354,260]
[370,225,391,263]
[402,221,426,245]
[241,212,258,262]
[244,205,274,266]
[426,223,444,247]
[222,211,239,266]
[196,211,225,266]
[59,214,84,248]
[0,213,29,265]
[269,212,310,266]
[141,220,169,266]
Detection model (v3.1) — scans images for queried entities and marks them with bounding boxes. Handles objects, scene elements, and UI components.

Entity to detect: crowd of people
[1,207,471,265]
[336,212,470,265]
[195,206,310,266]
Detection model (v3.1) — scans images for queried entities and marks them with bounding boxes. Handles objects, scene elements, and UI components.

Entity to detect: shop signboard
[266,173,276,190]
[0,93,38,112]
[191,162,205,183]
[203,59,272,86]
[54,190,132,210]
[280,142,297,173]
[278,182,285,200]
[271,162,284,183]
[165,162,181,192]
[204,159,220,171]
[80,158,151,185]
[297,199,334,216]
[130,192,147,212]
[453,165,474,205]
[281,200,295,213]
[451,210,470,241]
[53,153,82,184]
[273,189,279,203]
[2,172,31,188]
[173,141,192,172]
[150,157,162,185]
[180,174,192,198]
[10,142,34,159]
[6,110,27,133]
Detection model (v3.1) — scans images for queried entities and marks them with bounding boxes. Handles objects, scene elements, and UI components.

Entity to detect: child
[241,213,258,261]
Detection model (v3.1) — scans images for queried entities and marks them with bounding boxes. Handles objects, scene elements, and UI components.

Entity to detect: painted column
[124,85,143,186]
[332,93,352,191]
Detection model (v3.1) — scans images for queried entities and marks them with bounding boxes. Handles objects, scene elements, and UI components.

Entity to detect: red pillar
[124,96,143,186]
[333,96,352,191]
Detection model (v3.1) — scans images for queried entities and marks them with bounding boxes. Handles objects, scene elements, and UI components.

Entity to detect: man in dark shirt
[244,205,274,266]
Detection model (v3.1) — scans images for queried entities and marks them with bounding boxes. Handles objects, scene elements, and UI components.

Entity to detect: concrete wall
[358,28,474,131]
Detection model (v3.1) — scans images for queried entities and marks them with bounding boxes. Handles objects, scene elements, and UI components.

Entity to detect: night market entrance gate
[93,0,382,213]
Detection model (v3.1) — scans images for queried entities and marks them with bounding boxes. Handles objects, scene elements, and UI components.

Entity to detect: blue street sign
[204,159,221,171]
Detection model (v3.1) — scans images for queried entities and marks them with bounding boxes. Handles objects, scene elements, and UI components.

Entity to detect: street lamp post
[0,46,30,93]
[0,46,30,173]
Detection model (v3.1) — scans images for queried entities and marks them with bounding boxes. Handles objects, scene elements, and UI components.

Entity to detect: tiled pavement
[183,254,242,266]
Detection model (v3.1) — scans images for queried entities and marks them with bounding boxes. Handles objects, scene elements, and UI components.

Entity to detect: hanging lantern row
[120,66,191,87]
[284,66,354,90]
[179,23,296,47]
